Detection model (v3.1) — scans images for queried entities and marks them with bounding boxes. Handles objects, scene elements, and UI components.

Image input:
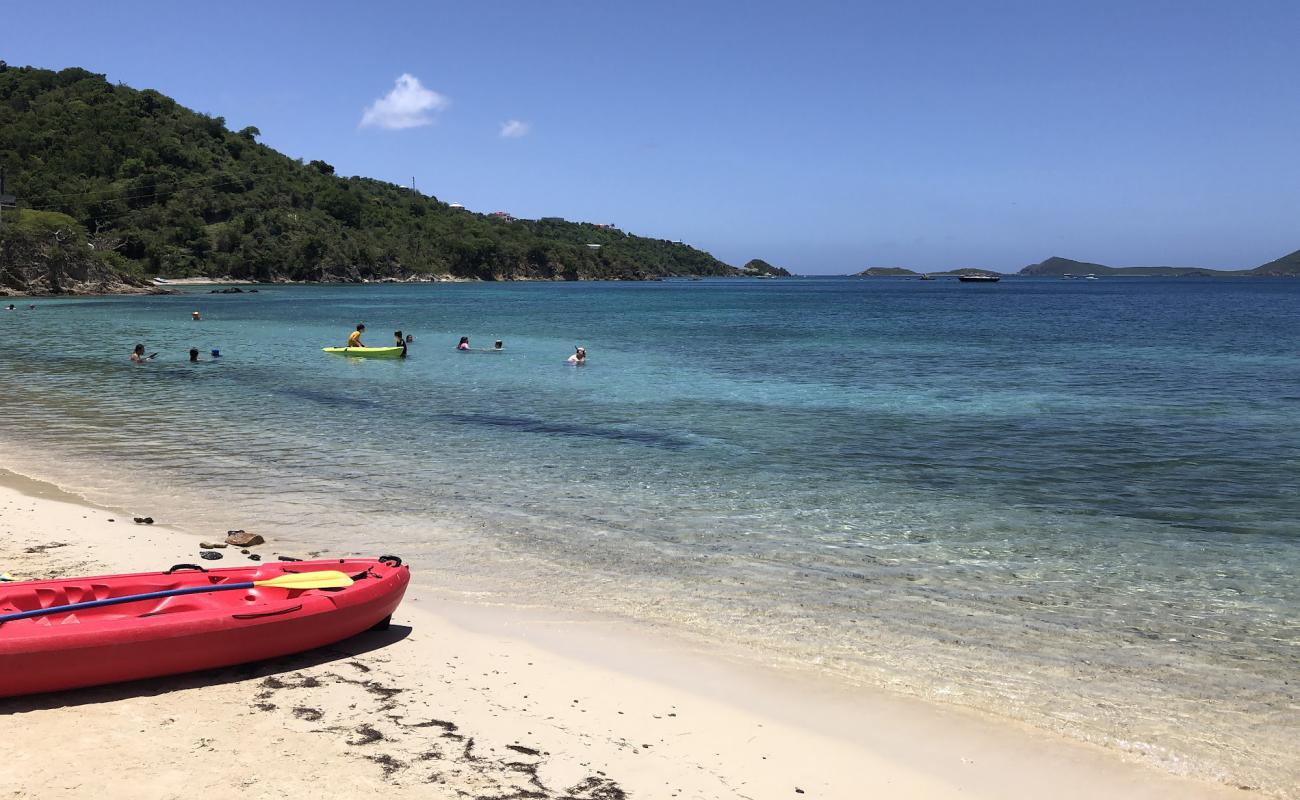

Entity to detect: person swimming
[130,344,153,364]
[189,348,200,362]
[348,323,365,348]
[457,336,470,351]
[567,346,586,365]
[191,310,201,321]
[494,340,503,350]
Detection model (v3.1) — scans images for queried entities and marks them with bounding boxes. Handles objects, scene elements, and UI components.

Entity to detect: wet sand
[0,470,1247,799]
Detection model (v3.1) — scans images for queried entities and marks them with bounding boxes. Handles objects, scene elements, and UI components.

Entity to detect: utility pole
[0,167,10,232]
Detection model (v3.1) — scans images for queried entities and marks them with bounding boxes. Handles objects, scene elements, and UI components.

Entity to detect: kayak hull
[323,346,406,358]
[0,557,409,698]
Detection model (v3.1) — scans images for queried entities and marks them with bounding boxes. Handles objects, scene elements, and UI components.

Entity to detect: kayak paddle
[0,570,353,624]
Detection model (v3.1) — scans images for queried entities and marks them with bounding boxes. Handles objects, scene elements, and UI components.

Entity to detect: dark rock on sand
[199,550,223,561]
[225,531,265,547]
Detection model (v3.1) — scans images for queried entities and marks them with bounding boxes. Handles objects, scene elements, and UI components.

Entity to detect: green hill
[1018,256,1256,277]
[741,259,792,276]
[932,268,1003,277]
[1249,249,1300,277]
[856,267,918,276]
[0,64,739,290]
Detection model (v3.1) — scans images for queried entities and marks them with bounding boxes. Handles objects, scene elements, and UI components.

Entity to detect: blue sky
[5,0,1298,272]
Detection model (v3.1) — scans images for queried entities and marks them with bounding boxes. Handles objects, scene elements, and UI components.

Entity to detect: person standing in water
[348,323,365,348]
[394,330,408,357]
[567,346,586,365]
[130,344,152,364]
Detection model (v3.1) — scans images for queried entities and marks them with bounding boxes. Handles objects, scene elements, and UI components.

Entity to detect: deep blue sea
[2,277,1297,792]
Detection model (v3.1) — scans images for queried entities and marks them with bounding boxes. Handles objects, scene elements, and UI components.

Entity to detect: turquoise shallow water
[1,277,1298,792]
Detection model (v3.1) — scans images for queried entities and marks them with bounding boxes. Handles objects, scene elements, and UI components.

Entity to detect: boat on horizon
[957,274,1001,283]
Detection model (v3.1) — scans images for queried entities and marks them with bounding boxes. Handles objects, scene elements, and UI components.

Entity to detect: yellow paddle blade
[253,570,354,590]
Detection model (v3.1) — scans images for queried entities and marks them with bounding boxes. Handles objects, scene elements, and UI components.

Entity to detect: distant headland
[0,64,773,296]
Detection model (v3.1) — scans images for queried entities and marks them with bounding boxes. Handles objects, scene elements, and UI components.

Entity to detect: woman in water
[457,336,470,351]
[567,346,586,365]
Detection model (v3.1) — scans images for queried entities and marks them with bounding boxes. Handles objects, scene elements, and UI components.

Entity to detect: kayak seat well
[1,584,313,623]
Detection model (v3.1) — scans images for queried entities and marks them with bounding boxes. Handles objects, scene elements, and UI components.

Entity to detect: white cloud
[360,74,448,130]
[499,119,531,139]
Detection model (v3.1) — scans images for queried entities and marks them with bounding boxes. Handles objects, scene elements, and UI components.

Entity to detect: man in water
[130,344,152,364]
[348,323,365,348]
[394,330,408,357]
[494,340,503,350]
[567,346,586,365]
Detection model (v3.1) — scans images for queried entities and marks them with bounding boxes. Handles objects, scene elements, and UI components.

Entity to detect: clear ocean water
[1,277,1297,793]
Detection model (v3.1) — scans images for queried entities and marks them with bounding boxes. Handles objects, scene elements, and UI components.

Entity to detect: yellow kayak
[323,346,406,358]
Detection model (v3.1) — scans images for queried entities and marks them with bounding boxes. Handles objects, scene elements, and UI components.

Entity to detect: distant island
[741,259,792,277]
[1019,255,1299,278]
[857,252,1300,278]
[0,64,770,295]
[857,267,1001,278]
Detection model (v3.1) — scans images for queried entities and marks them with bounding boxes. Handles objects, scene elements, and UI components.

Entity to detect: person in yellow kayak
[347,323,365,348]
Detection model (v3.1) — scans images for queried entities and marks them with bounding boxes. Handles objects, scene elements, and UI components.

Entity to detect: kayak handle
[378,555,403,567]
[165,563,209,574]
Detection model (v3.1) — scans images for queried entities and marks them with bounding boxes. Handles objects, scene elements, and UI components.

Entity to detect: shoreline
[0,465,1249,799]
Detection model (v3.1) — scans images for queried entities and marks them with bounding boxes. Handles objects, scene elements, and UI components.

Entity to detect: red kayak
[0,556,409,698]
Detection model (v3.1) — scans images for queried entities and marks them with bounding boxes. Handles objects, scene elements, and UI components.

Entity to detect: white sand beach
[0,470,1247,799]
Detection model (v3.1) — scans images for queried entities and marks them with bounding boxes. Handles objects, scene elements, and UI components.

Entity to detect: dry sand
[0,470,1246,799]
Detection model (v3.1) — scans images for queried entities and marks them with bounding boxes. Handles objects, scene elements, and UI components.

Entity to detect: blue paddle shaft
[0,581,255,623]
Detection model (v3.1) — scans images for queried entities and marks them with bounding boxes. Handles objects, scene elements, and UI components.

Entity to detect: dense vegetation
[0,64,740,286]
[0,208,151,294]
